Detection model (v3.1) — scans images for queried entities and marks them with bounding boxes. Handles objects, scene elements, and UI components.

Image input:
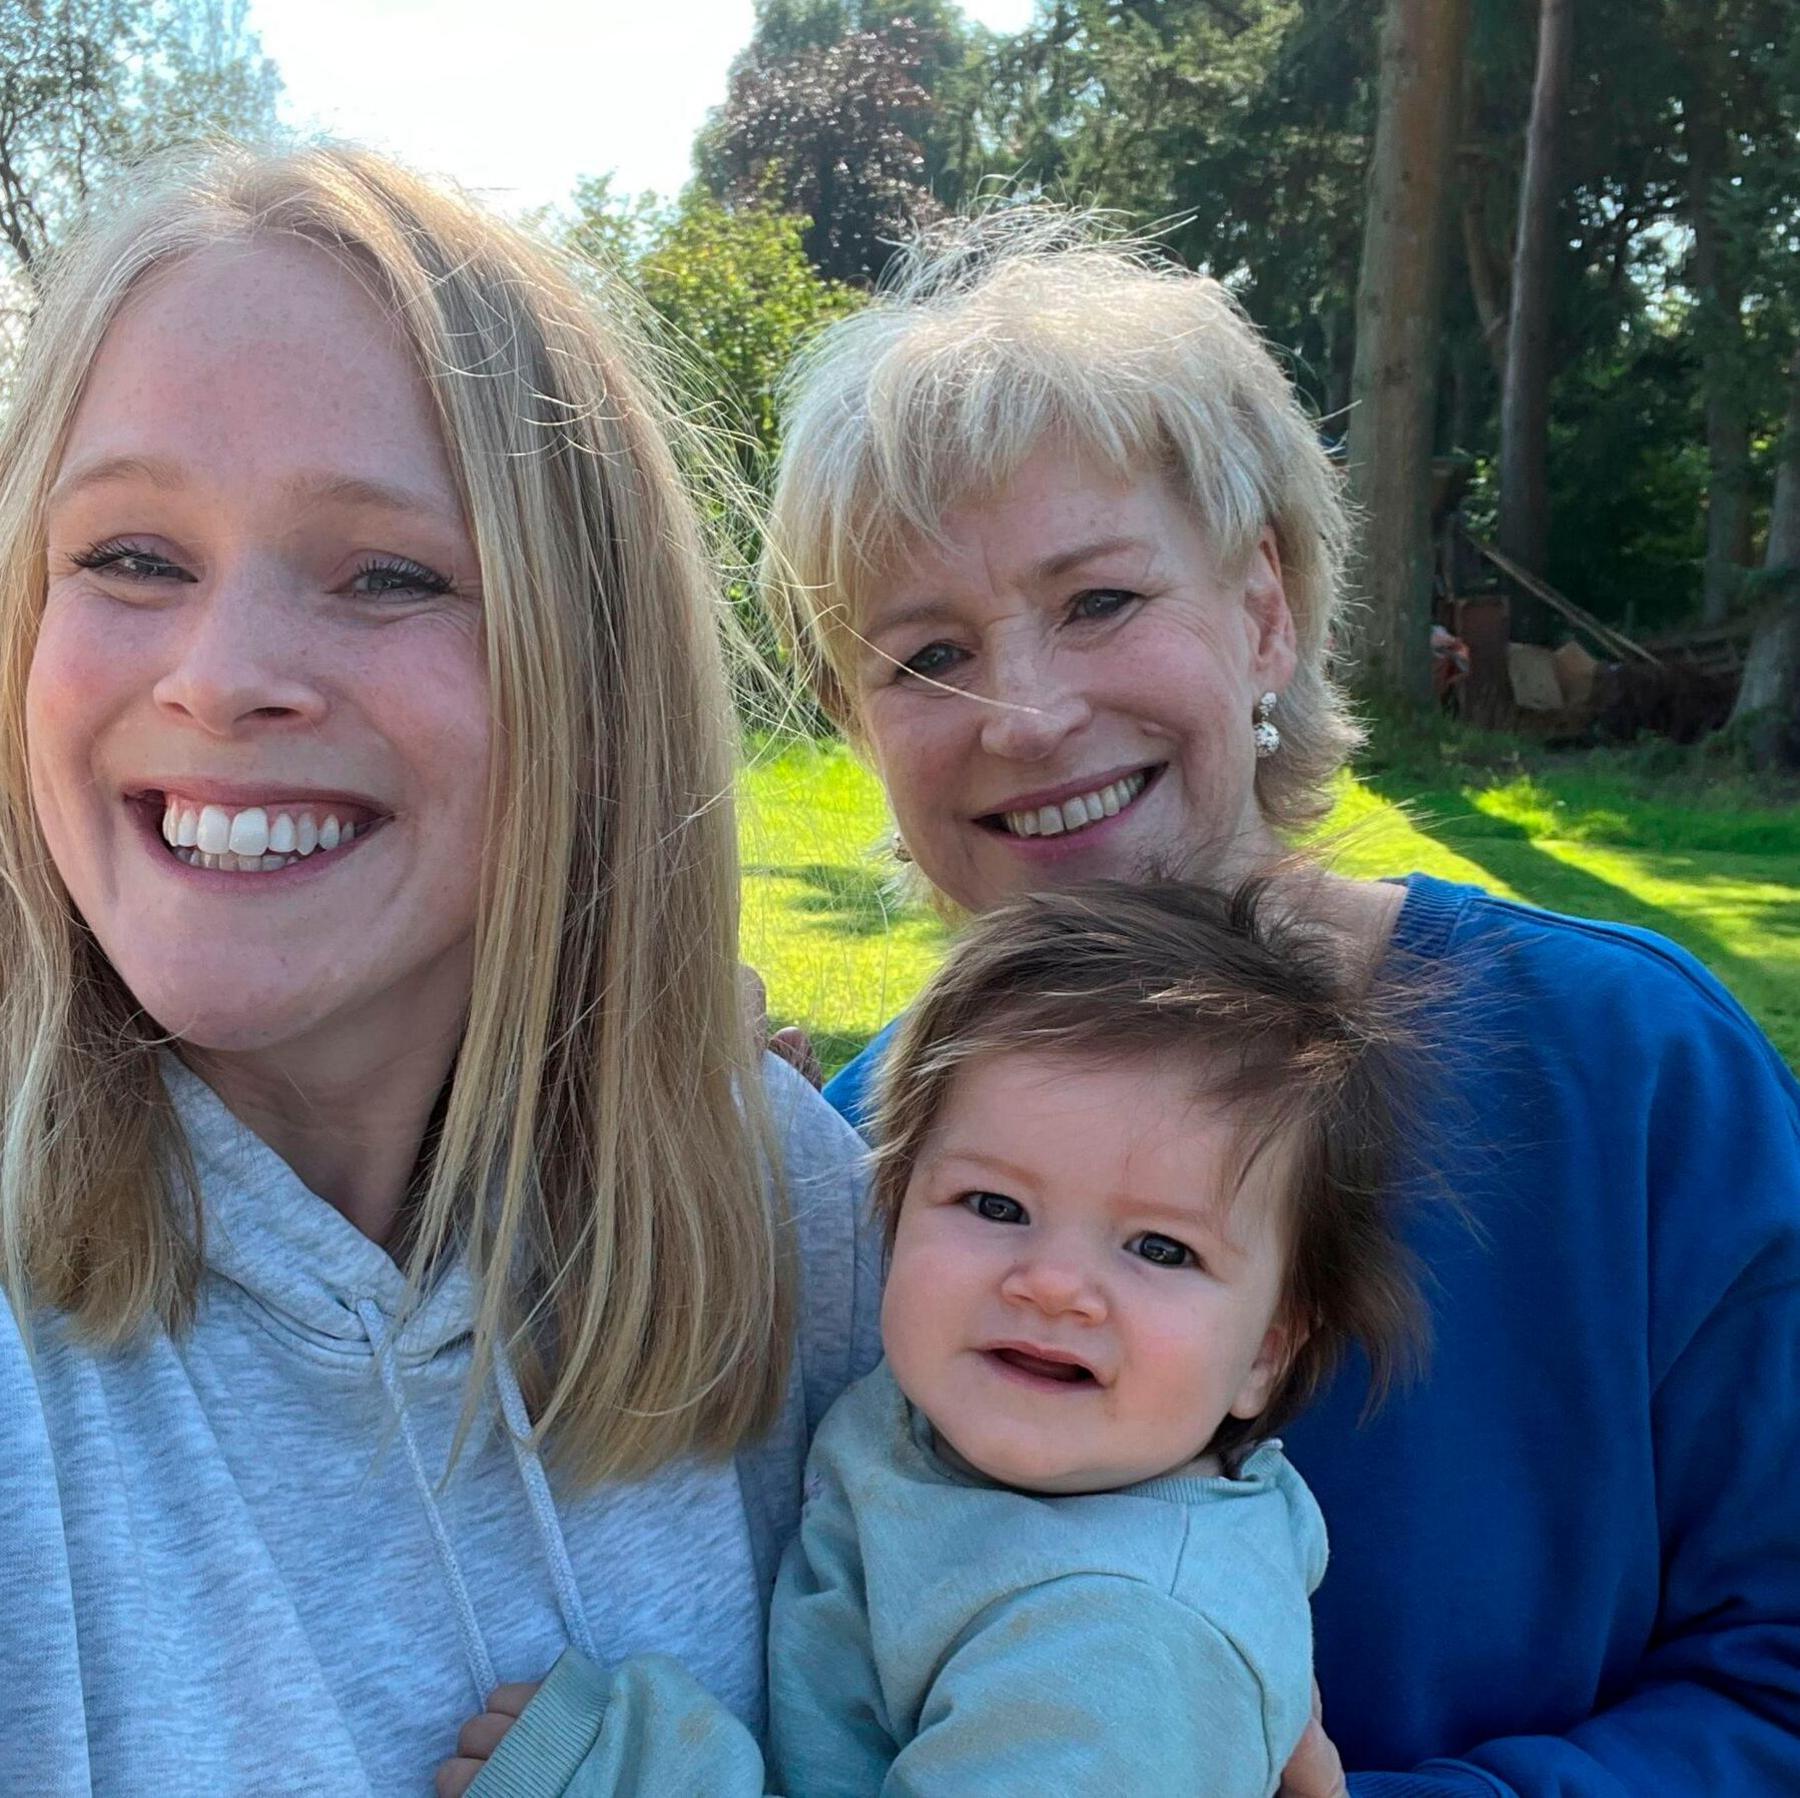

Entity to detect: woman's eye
[964,1190,1027,1225]
[897,640,965,681]
[1069,588,1137,622]
[349,557,453,599]
[1129,1231,1195,1269]
[69,541,191,583]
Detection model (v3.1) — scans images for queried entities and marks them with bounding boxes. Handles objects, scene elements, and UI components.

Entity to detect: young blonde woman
[0,146,878,1795]
[763,217,1800,1797]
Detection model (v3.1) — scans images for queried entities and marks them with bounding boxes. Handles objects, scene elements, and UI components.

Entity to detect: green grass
[739,736,1800,1072]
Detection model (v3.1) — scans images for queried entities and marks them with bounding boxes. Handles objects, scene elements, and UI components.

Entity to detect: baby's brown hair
[871,878,1429,1457]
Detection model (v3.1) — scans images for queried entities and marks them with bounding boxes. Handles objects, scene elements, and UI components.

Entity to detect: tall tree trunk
[1459,166,1508,382]
[1729,345,1800,766]
[1497,0,1571,585]
[1683,43,1752,626]
[1344,0,1471,708]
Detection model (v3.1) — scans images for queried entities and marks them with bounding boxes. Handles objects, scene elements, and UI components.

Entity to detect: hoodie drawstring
[491,1351,601,1665]
[355,1297,498,1703]
[354,1297,602,1702]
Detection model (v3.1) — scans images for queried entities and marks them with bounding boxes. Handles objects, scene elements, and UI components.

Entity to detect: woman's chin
[128,976,360,1058]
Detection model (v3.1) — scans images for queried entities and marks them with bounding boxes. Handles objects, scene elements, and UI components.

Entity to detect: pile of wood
[1438,524,1751,740]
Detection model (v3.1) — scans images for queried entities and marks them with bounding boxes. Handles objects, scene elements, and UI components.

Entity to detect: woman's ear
[1243,528,1298,692]
[1228,1308,1310,1422]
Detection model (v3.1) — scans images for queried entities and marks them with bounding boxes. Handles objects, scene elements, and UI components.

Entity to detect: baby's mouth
[982,766,1159,840]
[988,1346,1098,1385]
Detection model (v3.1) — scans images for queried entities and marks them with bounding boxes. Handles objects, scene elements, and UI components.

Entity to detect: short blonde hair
[0,144,790,1485]
[763,210,1360,834]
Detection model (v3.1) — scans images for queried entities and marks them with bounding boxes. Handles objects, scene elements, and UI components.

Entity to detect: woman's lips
[980,765,1162,841]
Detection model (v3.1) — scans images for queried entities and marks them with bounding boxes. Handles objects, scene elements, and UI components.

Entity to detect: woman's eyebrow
[1034,535,1148,579]
[47,452,184,510]
[47,456,462,529]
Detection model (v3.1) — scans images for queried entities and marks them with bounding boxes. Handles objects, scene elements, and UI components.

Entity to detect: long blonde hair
[0,144,792,1485]
[763,210,1360,834]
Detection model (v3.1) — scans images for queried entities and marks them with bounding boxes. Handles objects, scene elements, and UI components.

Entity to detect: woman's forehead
[60,239,460,517]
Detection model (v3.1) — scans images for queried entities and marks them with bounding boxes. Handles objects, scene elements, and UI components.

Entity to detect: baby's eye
[898,640,965,681]
[964,1191,1027,1225]
[1068,588,1137,622]
[1129,1231,1195,1269]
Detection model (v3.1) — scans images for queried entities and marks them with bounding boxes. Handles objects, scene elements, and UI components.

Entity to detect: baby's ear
[1227,1309,1310,1422]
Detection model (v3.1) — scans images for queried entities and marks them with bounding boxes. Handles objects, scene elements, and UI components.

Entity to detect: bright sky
[248,0,1037,218]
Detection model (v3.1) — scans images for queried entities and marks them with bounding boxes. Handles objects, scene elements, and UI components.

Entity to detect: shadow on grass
[1361,773,1797,1032]
[745,860,937,942]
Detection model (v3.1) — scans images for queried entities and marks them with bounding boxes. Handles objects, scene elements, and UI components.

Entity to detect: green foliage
[560,177,859,480]
[0,0,281,278]
[637,193,861,464]
[696,9,956,284]
[554,178,860,731]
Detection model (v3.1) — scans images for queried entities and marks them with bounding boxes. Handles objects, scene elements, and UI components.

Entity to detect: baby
[443,879,1423,1797]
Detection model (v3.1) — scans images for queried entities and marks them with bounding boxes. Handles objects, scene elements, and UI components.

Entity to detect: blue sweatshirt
[824,875,1800,1797]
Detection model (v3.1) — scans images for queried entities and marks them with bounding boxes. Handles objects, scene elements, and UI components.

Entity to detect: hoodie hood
[164,1056,478,1365]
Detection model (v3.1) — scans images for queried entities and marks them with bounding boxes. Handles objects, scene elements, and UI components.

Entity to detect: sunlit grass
[739,741,1800,1072]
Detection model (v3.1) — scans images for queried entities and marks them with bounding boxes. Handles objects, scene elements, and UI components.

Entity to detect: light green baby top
[473,1360,1328,1798]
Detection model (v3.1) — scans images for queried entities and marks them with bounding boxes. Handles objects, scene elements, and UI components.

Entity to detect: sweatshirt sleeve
[882,1574,1283,1798]
[468,1650,773,1798]
[1348,978,1800,1798]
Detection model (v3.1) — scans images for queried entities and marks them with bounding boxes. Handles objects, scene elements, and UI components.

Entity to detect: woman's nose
[151,581,329,735]
[1000,1252,1107,1322]
[976,642,1093,763]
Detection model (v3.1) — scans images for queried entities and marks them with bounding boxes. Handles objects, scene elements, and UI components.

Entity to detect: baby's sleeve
[468,1650,769,1798]
[882,1572,1282,1798]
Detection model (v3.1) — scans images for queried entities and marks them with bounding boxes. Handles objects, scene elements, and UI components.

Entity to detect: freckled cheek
[24,610,139,874]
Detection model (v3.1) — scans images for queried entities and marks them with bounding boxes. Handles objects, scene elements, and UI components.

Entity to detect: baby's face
[881,1049,1297,1494]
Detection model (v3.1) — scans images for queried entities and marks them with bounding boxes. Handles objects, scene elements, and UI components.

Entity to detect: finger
[436,1758,482,1798]
[1279,1715,1348,1798]
[484,1681,541,1719]
[456,1710,514,1759]
[770,1026,823,1088]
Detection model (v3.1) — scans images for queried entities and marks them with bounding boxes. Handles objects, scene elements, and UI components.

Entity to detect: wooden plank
[1472,540,1665,668]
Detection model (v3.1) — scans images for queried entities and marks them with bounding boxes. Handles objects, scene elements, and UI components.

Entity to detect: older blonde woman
[764,220,1800,1797]
[0,147,878,1795]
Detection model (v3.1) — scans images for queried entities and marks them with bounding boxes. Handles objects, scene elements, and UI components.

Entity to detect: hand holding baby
[435,1681,539,1798]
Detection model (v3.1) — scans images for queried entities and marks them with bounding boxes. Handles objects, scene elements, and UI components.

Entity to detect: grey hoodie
[3,1056,881,1797]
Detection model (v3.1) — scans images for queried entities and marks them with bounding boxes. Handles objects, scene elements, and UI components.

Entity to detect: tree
[1496,0,1572,580]
[1726,345,1798,765]
[633,191,860,472]
[561,178,857,475]
[696,12,950,284]
[1343,0,1471,706]
[0,0,281,280]
[936,0,1377,421]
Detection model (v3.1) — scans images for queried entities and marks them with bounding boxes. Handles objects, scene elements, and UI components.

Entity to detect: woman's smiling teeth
[157,799,364,873]
[999,770,1149,839]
